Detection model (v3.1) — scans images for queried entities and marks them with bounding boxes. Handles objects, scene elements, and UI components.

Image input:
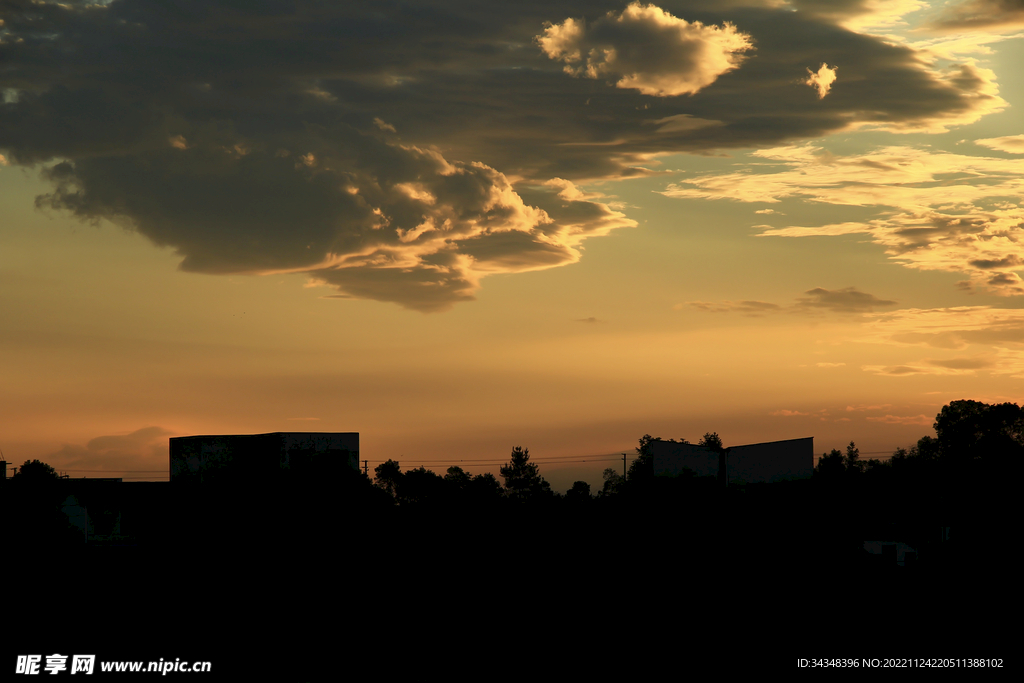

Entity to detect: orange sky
[2,1,1024,492]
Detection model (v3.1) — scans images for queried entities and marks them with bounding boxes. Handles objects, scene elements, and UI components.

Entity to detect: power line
[362,453,633,465]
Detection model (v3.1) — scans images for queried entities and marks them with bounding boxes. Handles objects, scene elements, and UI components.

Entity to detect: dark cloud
[927,0,1024,31]
[986,272,1024,293]
[875,365,922,375]
[0,1,1007,309]
[795,287,897,312]
[969,255,1023,270]
[686,300,783,315]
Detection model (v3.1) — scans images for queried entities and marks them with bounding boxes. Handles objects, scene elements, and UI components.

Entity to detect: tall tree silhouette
[373,459,402,501]
[627,434,658,483]
[499,446,551,502]
[601,467,624,496]
[844,441,861,472]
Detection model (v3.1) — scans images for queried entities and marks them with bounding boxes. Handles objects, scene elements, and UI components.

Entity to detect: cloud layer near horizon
[46,426,174,477]
[0,1,1011,309]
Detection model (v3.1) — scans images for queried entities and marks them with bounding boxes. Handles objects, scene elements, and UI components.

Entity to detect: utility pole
[622,453,627,479]
[363,460,369,477]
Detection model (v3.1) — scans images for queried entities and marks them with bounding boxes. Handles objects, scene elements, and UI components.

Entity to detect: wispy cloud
[927,0,1024,32]
[665,144,1024,294]
[685,286,896,316]
[846,404,893,412]
[685,300,784,316]
[975,134,1024,154]
[865,414,933,425]
[796,287,897,312]
[856,305,1024,376]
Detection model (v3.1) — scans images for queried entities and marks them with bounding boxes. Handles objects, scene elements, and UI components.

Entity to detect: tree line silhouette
[5,399,1017,671]
[4,400,1017,585]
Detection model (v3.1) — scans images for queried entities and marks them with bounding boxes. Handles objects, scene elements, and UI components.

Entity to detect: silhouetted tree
[499,446,551,502]
[933,400,1024,464]
[400,466,446,505]
[444,466,471,490]
[17,459,59,481]
[815,449,845,478]
[844,441,861,472]
[467,472,503,504]
[909,435,940,460]
[565,480,591,502]
[627,434,658,484]
[600,467,624,496]
[374,459,403,501]
[698,432,723,450]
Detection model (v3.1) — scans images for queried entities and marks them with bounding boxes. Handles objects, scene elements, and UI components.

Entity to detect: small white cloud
[805,63,838,99]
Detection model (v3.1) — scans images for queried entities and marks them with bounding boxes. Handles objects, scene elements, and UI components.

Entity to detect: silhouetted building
[863,541,918,567]
[169,432,359,485]
[652,437,813,484]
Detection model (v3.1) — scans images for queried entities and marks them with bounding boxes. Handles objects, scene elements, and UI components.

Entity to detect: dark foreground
[5,470,1014,679]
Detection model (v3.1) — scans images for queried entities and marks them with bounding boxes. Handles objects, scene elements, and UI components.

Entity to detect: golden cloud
[665,144,1024,294]
[538,3,753,96]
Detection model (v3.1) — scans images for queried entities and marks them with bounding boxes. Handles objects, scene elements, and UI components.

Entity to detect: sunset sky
[2,0,1024,491]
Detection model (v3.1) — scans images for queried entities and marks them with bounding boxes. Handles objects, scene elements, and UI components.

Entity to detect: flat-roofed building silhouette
[652,437,813,484]
[170,432,359,485]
